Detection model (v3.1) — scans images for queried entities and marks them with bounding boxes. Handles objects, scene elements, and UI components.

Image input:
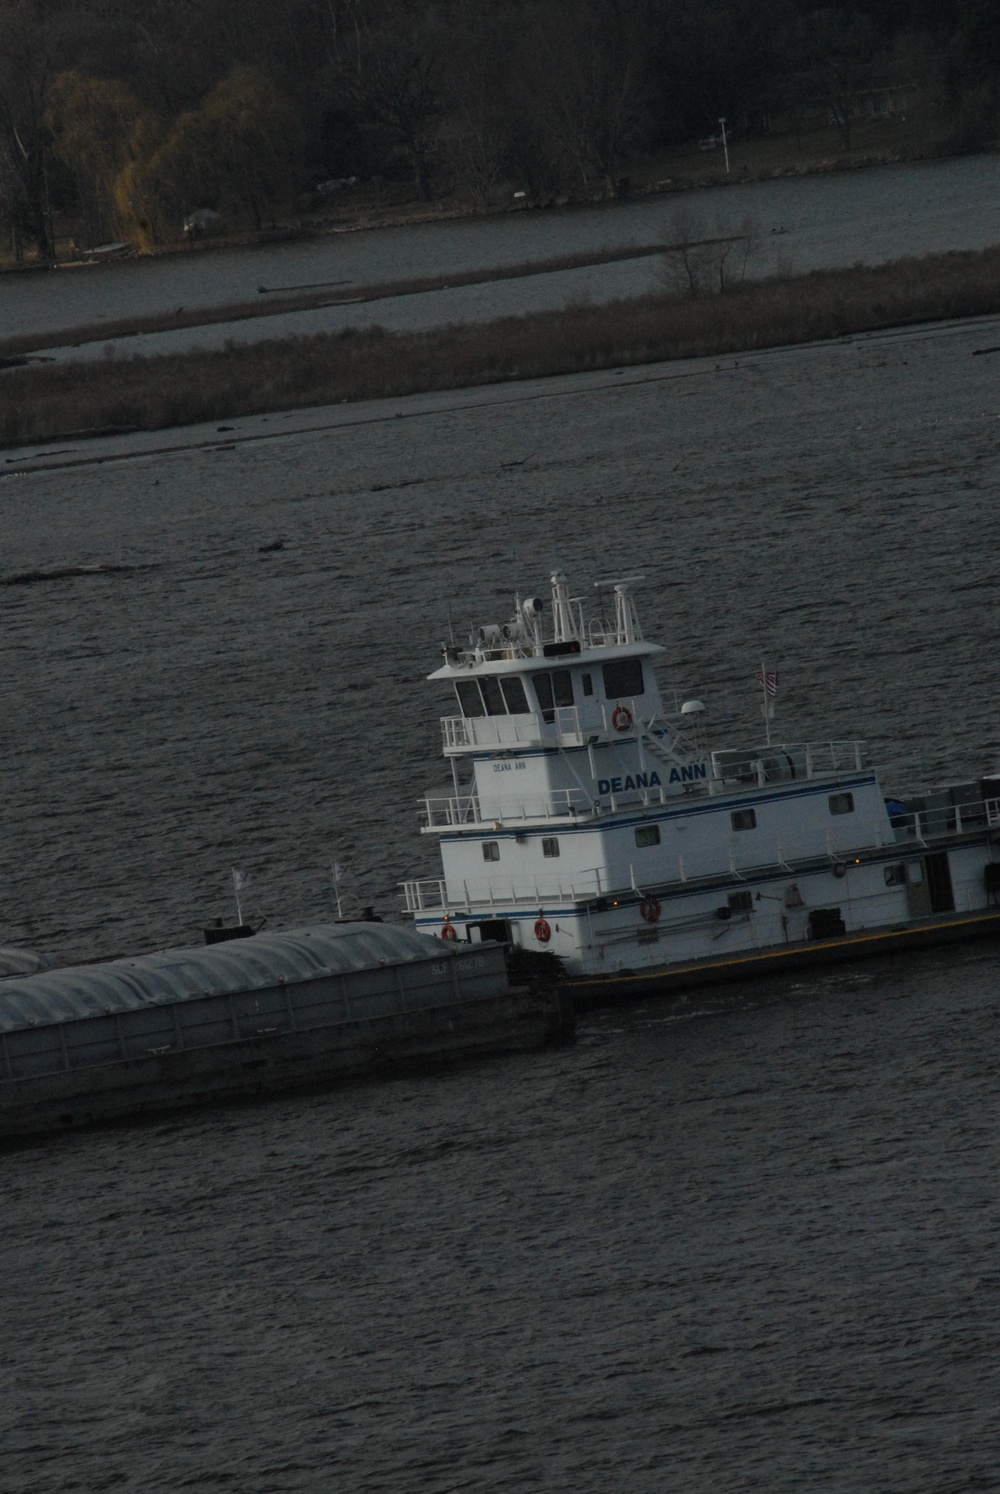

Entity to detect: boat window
[603,658,645,699]
[533,672,555,723]
[582,673,593,696]
[532,670,574,720]
[731,809,757,831]
[480,675,506,716]
[635,824,660,847]
[552,670,574,707]
[482,841,500,862]
[542,837,560,858]
[500,676,530,714]
[455,680,485,718]
[829,792,855,815]
[728,890,753,914]
[884,864,906,886]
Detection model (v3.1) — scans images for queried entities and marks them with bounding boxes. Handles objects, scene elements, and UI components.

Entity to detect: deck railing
[401,870,606,915]
[420,786,592,828]
[709,740,866,790]
[441,706,584,751]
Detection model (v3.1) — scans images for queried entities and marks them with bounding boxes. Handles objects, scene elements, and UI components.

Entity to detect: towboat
[402,572,1000,1002]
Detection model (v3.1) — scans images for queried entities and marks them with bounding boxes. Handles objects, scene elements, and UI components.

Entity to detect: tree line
[0,0,997,260]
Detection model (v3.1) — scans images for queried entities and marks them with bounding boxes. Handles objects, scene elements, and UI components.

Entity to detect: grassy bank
[0,241,686,360]
[3,245,1000,448]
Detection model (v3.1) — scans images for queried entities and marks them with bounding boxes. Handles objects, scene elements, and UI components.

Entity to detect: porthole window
[542,837,560,858]
[635,824,661,848]
[731,809,757,831]
[829,792,855,815]
[482,841,500,862]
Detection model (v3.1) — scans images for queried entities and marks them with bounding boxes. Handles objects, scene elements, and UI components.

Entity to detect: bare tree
[528,0,653,198]
[0,0,59,258]
[660,205,759,297]
[332,0,447,199]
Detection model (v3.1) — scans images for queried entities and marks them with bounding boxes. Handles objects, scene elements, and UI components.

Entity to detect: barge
[0,922,570,1139]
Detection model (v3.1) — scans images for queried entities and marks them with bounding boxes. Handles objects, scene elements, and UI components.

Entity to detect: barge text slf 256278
[402,571,1000,1003]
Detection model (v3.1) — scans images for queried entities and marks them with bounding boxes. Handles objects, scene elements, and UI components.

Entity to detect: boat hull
[561,907,1000,1008]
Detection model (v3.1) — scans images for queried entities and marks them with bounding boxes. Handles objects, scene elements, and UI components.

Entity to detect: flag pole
[761,658,772,748]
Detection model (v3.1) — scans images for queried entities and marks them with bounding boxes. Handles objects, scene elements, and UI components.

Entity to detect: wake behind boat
[403,571,1000,1001]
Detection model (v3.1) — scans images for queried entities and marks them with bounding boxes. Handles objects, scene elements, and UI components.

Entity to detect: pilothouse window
[603,658,645,699]
[533,669,574,722]
[480,676,505,716]
[456,680,485,718]
[455,675,530,718]
[500,676,529,714]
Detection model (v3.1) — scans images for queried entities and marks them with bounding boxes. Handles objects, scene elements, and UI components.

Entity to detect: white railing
[889,796,992,842]
[441,706,585,751]
[420,791,482,828]
[709,740,866,790]
[401,868,607,915]
[419,787,590,827]
[420,786,593,828]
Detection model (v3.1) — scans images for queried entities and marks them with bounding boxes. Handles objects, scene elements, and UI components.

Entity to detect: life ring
[611,703,633,734]
[534,917,551,944]
[640,895,661,924]
[441,922,458,941]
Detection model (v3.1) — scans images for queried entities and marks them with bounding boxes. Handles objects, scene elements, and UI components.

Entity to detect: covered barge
[0,922,569,1140]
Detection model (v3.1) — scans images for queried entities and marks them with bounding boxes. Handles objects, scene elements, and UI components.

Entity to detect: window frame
[541,837,560,858]
[634,824,661,848]
[829,792,855,816]
[731,809,757,831]
[482,841,500,862]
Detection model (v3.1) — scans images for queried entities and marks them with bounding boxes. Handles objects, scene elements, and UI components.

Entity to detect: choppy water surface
[3,313,1000,1489]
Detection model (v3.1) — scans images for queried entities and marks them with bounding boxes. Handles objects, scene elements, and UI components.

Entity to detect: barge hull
[0,986,567,1141]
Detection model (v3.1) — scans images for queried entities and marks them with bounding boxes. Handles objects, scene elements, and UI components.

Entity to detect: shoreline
[4,245,1000,449]
[1,128,985,282]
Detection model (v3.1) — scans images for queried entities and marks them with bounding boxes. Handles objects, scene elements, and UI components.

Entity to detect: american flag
[756,668,778,698]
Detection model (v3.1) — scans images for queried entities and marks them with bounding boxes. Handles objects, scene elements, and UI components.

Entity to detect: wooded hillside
[1,0,997,259]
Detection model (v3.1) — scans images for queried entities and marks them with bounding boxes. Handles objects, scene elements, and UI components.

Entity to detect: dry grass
[3,245,1000,447]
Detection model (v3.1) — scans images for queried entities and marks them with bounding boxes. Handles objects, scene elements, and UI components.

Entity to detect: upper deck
[430,571,667,755]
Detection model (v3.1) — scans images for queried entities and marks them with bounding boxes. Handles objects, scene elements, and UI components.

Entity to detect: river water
[3,309,1000,1488]
[4,152,1000,359]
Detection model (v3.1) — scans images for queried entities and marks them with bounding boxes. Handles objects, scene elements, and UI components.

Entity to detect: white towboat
[402,572,1000,1002]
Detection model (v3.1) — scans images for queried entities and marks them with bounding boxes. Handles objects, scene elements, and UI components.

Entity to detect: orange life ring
[640,895,661,924]
[534,917,551,944]
[611,703,633,734]
[441,922,458,941]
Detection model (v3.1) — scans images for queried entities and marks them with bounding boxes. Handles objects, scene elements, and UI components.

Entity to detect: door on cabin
[924,852,955,913]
